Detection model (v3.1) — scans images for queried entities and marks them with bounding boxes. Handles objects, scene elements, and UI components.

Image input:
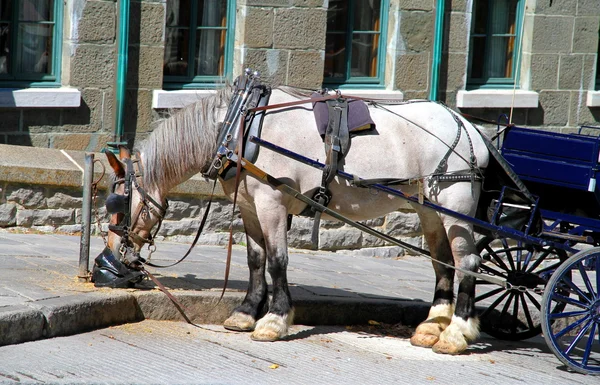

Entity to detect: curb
[0,291,431,347]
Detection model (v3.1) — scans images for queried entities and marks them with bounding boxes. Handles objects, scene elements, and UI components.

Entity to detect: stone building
[0,0,599,255]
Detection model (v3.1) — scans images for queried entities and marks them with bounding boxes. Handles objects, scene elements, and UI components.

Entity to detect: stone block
[127,46,164,89]
[318,227,362,250]
[385,211,421,237]
[568,90,600,127]
[577,0,600,15]
[273,8,326,50]
[400,0,433,11]
[558,55,584,90]
[448,0,468,12]
[77,1,116,43]
[131,2,165,46]
[287,50,325,89]
[0,111,20,133]
[538,91,571,126]
[16,209,34,227]
[124,89,154,134]
[22,110,61,133]
[47,192,83,209]
[7,187,46,208]
[400,11,433,53]
[0,305,45,346]
[573,17,600,53]
[531,16,574,54]
[582,54,597,90]
[70,45,116,88]
[446,12,469,52]
[291,0,325,7]
[51,134,94,151]
[394,53,429,91]
[61,88,103,132]
[4,134,50,147]
[244,7,274,48]
[243,0,293,6]
[243,49,288,86]
[444,52,468,92]
[30,209,75,226]
[530,54,559,90]
[534,0,577,15]
[0,203,17,227]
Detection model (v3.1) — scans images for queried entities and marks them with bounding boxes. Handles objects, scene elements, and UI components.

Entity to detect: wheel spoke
[577,262,595,301]
[499,291,515,322]
[503,239,517,272]
[547,309,590,320]
[511,291,521,334]
[581,322,597,367]
[561,275,592,304]
[475,287,505,302]
[479,263,508,279]
[554,314,592,340]
[564,318,593,355]
[532,260,563,276]
[524,290,542,310]
[519,292,536,331]
[551,292,589,309]
[479,289,510,319]
[482,244,511,272]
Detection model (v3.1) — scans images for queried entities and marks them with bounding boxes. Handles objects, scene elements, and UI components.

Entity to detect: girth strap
[311,98,350,248]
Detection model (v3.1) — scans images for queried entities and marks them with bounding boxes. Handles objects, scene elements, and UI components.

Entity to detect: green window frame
[323,0,389,89]
[467,0,524,89]
[163,0,235,90]
[596,33,600,89]
[0,0,63,88]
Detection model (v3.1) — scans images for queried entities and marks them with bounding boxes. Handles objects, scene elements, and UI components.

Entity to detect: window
[0,0,62,87]
[323,0,388,88]
[163,0,235,89]
[468,0,524,88]
[596,34,600,89]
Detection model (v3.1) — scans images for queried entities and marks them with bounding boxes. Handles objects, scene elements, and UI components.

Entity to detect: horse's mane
[136,86,233,193]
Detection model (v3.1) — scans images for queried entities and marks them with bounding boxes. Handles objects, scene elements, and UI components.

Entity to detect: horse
[102,82,490,355]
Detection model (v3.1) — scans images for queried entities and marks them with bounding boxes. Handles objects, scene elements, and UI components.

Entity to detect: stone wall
[0,181,423,258]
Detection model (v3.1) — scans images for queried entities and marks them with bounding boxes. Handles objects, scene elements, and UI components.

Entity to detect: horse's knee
[410,304,454,348]
[433,315,480,355]
[251,310,295,342]
[223,311,256,332]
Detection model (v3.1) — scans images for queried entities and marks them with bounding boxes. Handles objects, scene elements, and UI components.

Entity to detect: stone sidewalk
[0,231,436,347]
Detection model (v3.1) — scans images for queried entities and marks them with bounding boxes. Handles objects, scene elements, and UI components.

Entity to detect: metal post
[79,153,95,282]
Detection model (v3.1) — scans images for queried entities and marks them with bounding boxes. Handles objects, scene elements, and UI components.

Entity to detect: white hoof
[251,311,294,342]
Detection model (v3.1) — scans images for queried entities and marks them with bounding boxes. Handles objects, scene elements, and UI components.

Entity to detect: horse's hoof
[410,333,439,348]
[432,339,465,355]
[250,329,280,342]
[223,312,255,332]
[250,312,292,342]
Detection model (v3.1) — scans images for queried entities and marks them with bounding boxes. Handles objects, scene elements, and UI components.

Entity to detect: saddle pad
[312,93,375,137]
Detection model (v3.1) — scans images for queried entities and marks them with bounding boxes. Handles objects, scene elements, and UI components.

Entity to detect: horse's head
[103,146,168,267]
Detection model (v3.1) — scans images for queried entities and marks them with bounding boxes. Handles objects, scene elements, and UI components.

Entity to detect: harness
[106,150,168,267]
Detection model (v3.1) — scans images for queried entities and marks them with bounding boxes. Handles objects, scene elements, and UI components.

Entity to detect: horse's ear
[104,149,125,178]
[118,145,131,160]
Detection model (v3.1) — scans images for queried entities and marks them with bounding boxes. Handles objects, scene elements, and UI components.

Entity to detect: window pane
[0,23,9,74]
[20,0,53,22]
[354,0,381,31]
[17,23,51,74]
[0,1,11,20]
[324,32,346,79]
[326,0,347,32]
[490,0,518,35]
[164,28,190,76]
[472,0,488,35]
[197,0,227,27]
[351,33,378,77]
[470,36,486,79]
[195,29,224,76]
[166,0,191,27]
[489,36,514,78]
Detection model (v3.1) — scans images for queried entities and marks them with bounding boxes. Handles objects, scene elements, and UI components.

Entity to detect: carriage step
[540,230,593,243]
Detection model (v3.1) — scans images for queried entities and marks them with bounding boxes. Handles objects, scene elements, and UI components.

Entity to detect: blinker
[106,193,128,214]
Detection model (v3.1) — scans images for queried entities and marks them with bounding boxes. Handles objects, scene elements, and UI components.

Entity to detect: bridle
[106,150,168,266]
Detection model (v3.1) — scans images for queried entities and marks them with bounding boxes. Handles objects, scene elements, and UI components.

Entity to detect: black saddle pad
[312,93,375,137]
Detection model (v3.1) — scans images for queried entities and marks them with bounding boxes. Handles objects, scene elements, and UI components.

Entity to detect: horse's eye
[106,193,128,214]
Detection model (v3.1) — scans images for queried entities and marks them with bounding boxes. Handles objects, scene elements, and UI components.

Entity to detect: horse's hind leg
[410,205,456,348]
[223,210,268,332]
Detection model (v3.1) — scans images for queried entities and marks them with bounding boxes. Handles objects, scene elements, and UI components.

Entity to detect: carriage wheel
[475,237,568,341]
[541,248,600,375]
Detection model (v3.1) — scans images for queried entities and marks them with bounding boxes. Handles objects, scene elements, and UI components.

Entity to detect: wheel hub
[592,300,600,323]
[506,271,545,289]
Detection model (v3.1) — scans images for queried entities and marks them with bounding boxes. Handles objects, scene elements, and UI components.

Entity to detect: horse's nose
[105,193,128,214]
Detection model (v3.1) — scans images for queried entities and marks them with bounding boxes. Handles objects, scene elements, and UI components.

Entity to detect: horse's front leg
[223,210,268,332]
[251,203,293,342]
